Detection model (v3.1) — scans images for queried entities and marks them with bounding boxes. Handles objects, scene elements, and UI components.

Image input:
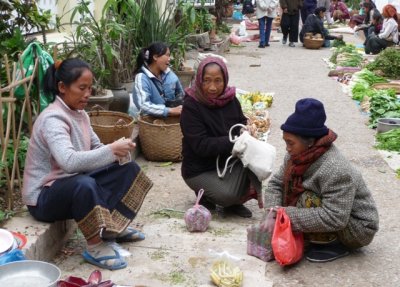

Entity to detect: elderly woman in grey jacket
[265,98,379,263]
[256,0,279,48]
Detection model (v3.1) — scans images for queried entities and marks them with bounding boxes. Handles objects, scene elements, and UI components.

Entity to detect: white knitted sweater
[22,97,116,206]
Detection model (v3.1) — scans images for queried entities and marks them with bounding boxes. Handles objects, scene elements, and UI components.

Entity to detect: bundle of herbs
[366,48,400,79]
[330,44,363,67]
[368,89,400,128]
[375,128,400,152]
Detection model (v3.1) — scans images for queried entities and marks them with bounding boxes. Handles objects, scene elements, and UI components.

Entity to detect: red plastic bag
[271,208,304,266]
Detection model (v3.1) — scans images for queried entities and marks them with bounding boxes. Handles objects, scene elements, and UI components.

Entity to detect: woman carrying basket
[180,56,263,218]
[22,58,153,270]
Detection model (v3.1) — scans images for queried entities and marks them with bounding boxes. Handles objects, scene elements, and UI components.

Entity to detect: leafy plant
[368,89,400,128]
[375,128,400,152]
[0,0,52,61]
[366,48,400,79]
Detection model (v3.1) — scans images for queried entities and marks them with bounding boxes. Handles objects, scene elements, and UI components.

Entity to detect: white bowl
[0,229,14,255]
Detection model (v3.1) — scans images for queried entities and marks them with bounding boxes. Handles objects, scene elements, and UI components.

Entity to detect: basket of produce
[303,34,324,49]
[138,115,182,162]
[88,106,135,144]
[210,260,243,287]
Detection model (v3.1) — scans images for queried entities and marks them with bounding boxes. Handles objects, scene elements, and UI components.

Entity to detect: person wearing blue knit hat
[265,98,379,263]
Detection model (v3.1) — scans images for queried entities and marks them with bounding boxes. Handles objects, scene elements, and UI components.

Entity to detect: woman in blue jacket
[132,42,184,117]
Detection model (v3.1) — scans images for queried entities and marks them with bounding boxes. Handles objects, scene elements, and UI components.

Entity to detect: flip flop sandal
[82,249,127,270]
[116,226,145,243]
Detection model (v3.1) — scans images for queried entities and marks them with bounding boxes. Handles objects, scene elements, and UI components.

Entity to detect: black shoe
[265,43,270,47]
[199,196,216,210]
[305,241,350,263]
[258,44,265,48]
[282,36,287,44]
[288,42,295,47]
[224,204,252,218]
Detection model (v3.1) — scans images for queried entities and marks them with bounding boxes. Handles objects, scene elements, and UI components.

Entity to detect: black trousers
[281,13,300,43]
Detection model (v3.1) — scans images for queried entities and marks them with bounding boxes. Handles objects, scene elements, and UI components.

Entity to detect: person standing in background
[301,0,317,24]
[317,0,334,24]
[280,0,303,47]
[256,0,279,47]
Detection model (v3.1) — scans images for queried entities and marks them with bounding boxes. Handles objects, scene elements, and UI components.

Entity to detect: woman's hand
[109,138,136,158]
[283,8,288,13]
[168,105,182,116]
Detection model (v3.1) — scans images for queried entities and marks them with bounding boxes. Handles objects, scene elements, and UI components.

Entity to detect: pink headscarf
[185,56,236,108]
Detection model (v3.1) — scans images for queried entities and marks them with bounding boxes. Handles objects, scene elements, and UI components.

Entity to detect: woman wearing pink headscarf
[365,4,399,54]
[180,57,262,218]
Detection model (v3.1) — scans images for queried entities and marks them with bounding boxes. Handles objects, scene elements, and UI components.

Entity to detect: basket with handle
[138,115,182,162]
[87,105,135,144]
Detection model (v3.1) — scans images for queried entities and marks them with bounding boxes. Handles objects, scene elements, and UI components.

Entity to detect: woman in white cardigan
[365,4,399,54]
[256,0,279,48]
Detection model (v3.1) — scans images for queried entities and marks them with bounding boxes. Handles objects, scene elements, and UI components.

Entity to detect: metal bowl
[377,118,400,133]
[0,260,61,287]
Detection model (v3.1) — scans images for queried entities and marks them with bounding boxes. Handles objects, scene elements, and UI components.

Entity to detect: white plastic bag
[217,124,276,182]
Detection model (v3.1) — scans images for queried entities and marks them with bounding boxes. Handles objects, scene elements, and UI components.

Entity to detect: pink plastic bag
[184,189,212,232]
[271,208,304,266]
[246,208,275,262]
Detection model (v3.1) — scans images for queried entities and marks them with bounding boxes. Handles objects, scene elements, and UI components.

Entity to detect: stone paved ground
[51,27,400,287]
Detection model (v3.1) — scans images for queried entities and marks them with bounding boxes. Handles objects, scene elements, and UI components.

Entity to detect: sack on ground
[247,208,275,261]
[271,208,304,266]
[184,189,211,232]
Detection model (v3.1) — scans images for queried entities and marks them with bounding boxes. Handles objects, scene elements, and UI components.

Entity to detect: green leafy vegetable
[375,128,400,151]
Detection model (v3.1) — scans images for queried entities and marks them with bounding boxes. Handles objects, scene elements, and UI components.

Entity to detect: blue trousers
[258,16,274,46]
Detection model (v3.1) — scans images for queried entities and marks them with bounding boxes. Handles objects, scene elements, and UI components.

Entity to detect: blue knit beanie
[281,98,329,138]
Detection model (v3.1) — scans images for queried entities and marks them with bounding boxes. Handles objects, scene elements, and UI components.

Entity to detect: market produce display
[366,48,400,79]
[329,44,364,67]
[210,260,243,287]
[375,129,400,152]
[236,91,273,141]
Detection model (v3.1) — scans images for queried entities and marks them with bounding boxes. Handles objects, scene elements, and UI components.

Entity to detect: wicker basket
[138,115,182,162]
[88,108,135,144]
[304,37,324,49]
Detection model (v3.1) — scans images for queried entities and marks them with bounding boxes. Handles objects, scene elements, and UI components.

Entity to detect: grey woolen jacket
[265,145,379,247]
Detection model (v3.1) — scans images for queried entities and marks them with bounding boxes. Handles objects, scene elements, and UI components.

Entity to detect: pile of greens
[330,44,363,67]
[375,128,400,152]
[368,89,400,128]
[354,69,388,85]
[367,48,400,79]
[351,81,375,101]
[332,38,346,48]
[351,69,388,101]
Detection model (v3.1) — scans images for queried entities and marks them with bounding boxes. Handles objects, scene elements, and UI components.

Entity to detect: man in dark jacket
[299,7,344,47]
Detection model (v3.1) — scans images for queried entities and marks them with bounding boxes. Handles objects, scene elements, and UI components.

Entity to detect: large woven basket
[138,115,182,162]
[88,108,135,144]
[304,37,324,49]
